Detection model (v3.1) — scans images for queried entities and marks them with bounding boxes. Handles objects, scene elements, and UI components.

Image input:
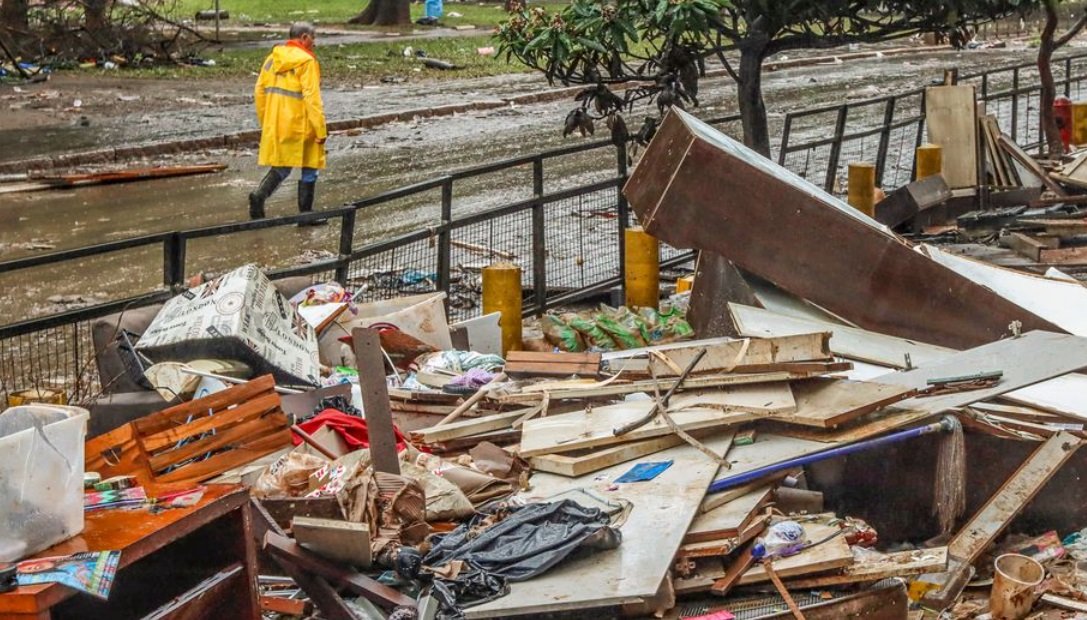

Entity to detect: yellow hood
[265,43,316,74]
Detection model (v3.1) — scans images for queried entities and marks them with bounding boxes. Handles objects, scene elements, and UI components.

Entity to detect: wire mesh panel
[0,320,98,408]
[447,207,535,321]
[543,186,621,304]
[342,236,440,308]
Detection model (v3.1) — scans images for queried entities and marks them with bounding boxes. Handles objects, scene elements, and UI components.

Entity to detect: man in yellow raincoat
[249,22,327,222]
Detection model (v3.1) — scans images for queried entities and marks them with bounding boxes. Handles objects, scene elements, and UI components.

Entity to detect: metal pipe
[706,416,956,494]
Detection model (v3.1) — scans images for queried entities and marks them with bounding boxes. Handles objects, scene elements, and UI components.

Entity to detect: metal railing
[5,50,1087,406]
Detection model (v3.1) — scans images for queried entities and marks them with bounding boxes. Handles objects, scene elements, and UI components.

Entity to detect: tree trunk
[0,0,28,30]
[348,0,410,26]
[85,0,110,32]
[737,45,771,157]
[1038,0,1063,156]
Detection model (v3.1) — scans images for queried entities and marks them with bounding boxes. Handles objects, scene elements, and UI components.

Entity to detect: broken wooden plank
[505,370,799,402]
[504,351,601,378]
[411,408,531,444]
[1005,232,1054,262]
[684,486,773,544]
[948,431,1082,564]
[518,386,794,457]
[738,520,853,585]
[465,435,736,618]
[678,513,768,559]
[784,547,948,589]
[776,378,917,429]
[528,434,685,477]
[998,133,1067,196]
[1040,246,1087,265]
[603,333,831,377]
[292,517,372,568]
[624,109,1063,350]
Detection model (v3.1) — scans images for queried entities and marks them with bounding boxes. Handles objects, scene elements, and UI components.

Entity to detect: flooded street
[0,47,1040,322]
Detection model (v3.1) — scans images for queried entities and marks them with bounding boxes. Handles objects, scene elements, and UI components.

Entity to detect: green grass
[102,34,528,82]
[175,0,529,28]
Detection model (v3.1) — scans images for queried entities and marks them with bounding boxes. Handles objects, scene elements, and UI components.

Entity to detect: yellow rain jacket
[254,42,327,169]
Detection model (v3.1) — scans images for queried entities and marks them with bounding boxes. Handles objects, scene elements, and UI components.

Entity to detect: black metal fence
[4,50,1087,406]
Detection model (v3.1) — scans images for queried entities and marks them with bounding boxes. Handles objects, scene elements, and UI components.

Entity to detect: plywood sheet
[519,385,795,457]
[871,331,1087,415]
[603,333,831,376]
[778,378,916,428]
[623,109,1061,350]
[465,434,736,618]
[921,244,1087,337]
[685,486,773,543]
[739,520,853,584]
[925,86,978,188]
[731,303,1087,423]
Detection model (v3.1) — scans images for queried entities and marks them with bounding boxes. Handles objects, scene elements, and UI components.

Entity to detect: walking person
[249,22,327,224]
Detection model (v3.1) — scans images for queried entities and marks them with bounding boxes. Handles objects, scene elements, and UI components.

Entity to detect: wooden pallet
[132,375,291,486]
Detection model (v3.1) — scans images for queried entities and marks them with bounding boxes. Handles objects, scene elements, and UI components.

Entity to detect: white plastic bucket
[990,553,1044,620]
[0,405,89,561]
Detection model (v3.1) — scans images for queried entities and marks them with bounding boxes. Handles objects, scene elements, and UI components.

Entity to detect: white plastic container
[0,404,89,562]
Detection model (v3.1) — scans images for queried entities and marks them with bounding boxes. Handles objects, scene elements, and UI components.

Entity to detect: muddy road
[0,45,1043,322]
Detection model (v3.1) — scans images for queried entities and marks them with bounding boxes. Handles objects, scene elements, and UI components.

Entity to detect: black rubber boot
[248,170,283,220]
[296,181,326,226]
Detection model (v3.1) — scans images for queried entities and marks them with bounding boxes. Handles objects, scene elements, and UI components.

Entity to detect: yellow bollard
[675,275,694,294]
[847,162,876,218]
[916,143,943,180]
[624,227,660,309]
[1073,102,1087,145]
[482,262,522,355]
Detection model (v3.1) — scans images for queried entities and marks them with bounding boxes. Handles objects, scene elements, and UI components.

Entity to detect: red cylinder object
[1055,96,1072,152]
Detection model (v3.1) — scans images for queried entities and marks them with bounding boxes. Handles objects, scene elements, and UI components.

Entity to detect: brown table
[0,484,258,620]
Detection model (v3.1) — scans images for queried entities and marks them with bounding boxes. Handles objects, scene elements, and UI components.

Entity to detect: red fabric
[285,39,317,59]
[293,410,409,452]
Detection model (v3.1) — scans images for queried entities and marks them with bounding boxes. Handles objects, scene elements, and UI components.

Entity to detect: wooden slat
[135,376,276,436]
[684,486,773,544]
[948,431,1082,564]
[604,333,831,377]
[999,133,1067,196]
[156,429,291,484]
[147,411,289,472]
[505,371,799,402]
[140,392,282,452]
[411,409,531,444]
[1040,246,1087,264]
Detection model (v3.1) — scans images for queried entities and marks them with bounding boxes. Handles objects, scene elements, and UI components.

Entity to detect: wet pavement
[0,45,1043,322]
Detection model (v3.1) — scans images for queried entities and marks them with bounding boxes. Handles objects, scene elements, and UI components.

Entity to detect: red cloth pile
[293,410,410,452]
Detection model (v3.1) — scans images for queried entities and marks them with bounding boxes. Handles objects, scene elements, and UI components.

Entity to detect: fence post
[531,158,547,315]
[335,209,356,285]
[1065,57,1073,98]
[437,179,453,297]
[874,97,896,186]
[778,113,794,166]
[162,232,186,291]
[824,105,849,193]
[616,144,630,301]
[1011,67,1020,141]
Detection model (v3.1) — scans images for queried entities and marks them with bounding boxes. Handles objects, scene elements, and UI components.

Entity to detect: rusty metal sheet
[623,110,1063,350]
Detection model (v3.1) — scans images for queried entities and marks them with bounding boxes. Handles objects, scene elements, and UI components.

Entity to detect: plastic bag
[752,520,806,561]
[566,314,618,351]
[540,315,585,352]
[595,306,647,350]
[252,451,328,499]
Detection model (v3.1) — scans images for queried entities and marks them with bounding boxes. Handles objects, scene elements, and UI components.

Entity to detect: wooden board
[623,109,1063,351]
[411,408,531,444]
[731,304,1087,424]
[998,133,1067,196]
[291,517,371,568]
[529,434,685,477]
[684,486,773,544]
[518,385,795,457]
[506,371,798,402]
[1040,246,1087,265]
[777,378,917,428]
[784,547,948,588]
[925,86,978,189]
[603,333,831,377]
[739,520,853,585]
[871,331,1087,416]
[1006,232,1053,262]
[948,431,1082,564]
[504,351,601,378]
[465,435,736,618]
